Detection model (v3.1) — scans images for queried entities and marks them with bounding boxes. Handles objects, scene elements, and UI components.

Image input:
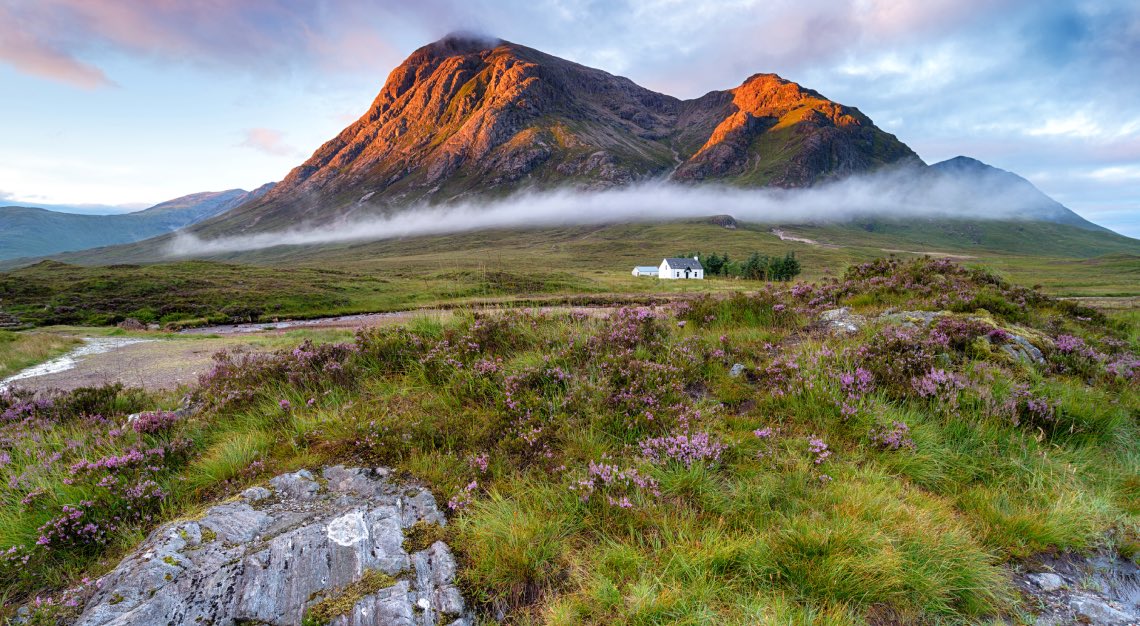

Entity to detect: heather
[1,257,1137,624]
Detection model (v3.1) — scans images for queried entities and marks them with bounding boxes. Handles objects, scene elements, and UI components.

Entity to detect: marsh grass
[0,258,1136,624]
[0,332,82,379]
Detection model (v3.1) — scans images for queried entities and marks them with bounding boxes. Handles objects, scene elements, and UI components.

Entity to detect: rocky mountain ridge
[196,34,918,234]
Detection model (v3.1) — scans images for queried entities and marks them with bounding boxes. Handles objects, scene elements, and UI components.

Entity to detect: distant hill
[926,156,1105,231]
[0,184,273,260]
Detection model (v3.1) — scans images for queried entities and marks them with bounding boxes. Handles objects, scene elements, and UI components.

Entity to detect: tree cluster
[685,251,802,282]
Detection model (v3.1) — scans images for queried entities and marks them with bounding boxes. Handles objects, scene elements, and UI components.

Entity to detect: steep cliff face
[200,35,917,234]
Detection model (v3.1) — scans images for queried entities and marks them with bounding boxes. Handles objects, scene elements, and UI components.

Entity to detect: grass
[0,257,1136,624]
[302,569,399,626]
[0,331,82,379]
[1,219,1137,329]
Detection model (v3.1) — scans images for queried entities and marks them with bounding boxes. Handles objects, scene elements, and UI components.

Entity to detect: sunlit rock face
[198,33,916,235]
[74,466,470,626]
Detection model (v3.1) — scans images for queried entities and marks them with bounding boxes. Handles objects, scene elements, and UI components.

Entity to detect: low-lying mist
[165,166,1066,257]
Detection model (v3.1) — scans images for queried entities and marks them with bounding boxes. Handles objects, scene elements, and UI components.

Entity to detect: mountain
[0,184,273,260]
[6,35,1131,268]
[926,156,1105,231]
[0,201,146,215]
[194,34,918,235]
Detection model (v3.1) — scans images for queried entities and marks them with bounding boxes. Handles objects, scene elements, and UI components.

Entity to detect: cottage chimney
[693,256,698,261]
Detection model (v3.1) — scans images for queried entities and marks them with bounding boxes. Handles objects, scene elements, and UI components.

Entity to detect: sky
[1,0,1138,236]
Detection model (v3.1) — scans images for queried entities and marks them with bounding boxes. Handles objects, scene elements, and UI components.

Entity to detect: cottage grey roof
[663,257,703,270]
[634,266,659,272]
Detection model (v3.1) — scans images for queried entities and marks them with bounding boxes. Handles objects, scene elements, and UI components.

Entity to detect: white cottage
[631,266,659,277]
[659,257,704,280]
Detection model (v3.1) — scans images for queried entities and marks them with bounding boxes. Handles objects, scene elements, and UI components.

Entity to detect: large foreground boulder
[75,466,471,626]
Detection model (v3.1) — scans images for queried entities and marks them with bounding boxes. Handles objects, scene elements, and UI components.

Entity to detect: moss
[302,569,399,626]
[162,555,181,567]
[403,521,448,553]
[199,526,217,543]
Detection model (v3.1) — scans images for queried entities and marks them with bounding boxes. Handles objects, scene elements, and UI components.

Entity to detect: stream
[1,337,152,390]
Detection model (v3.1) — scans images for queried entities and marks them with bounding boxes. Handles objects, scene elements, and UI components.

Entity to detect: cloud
[164,168,1084,257]
[239,128,300,158]
[0,4,113,89]
[0,0,412,87]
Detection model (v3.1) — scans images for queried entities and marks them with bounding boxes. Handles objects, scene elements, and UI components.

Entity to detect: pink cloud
[239,128,299,157]
[0,0,415,88]
[0,4,113,89]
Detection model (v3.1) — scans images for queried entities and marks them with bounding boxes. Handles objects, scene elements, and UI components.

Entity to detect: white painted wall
[658,259,704,280]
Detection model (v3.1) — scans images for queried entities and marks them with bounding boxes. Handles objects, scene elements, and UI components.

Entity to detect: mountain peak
[425,31,504,57]
[930,156,1104,231]
[201,37,919,234]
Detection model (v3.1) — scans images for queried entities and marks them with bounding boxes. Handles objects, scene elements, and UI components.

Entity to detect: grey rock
[877,309,942,327]
[1003,333,1045,365]
[75,466,470,626]
[241,486,273,502]
[728,363,746,378]
[819,308,866,335]
[1016,549,1140,626]
[1028,572,1065,592]
[1070,595,1135,625]
[270,468,320,500]
[173,394,200,419]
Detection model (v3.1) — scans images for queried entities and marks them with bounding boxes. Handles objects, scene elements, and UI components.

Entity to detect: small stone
[1027,572,1065,592]
[728,363,745,378]
[269,469,320,500]
[240,486,272,502]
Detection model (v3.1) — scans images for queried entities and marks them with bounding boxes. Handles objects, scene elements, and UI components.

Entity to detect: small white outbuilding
[632,266,660,277]
[658,257,704,280]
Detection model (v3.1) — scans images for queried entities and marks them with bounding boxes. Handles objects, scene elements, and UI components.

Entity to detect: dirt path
[770,228,840,248]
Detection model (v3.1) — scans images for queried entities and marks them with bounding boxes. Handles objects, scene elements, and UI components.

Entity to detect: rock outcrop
[818,307,867,335]
[1016,550,1140,625]
[75,466,470,626]
[816,308,1049,367]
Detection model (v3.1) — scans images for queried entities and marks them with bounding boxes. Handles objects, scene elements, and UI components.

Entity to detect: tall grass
[0,331,81,379]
